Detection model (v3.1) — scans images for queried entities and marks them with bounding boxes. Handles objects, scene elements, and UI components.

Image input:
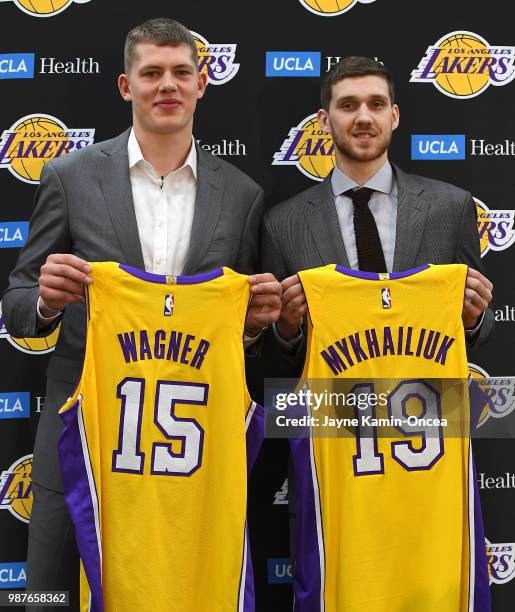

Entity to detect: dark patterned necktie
[346,187,387,272]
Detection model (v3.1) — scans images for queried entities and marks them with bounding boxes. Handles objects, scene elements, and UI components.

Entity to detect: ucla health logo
[0,53,34,79]
[411,135,465,160]
[0,0,90,17]
[273,113,335,181]
[474,197,515,257]
[468,363,515,429]
[191,31,239,85]
[299,0,376,17]
[0,455,32,524]
[0,301,60,354]
[411,31,515,99]
[486,539,515,585]
[0,222,29,248]
[0,114,94,184]
[0,562,26,588]
[266,52,321,77]
[0,392,30,420]
[267,559,293,584]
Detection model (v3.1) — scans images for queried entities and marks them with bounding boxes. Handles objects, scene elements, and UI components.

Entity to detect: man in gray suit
[262,56,493,374]
[2,18,280,609]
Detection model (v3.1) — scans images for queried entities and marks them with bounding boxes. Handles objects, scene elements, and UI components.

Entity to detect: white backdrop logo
[191,31,239,85]
[468,363,515,428]
[474,197,515,257]
[486,539,515,585]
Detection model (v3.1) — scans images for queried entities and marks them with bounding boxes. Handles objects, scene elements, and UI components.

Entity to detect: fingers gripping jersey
[58,263,262,612]
[291,264,490,612]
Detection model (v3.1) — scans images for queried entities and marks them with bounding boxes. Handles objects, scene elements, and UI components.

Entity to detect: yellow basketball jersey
[58,262,261,612]
[289,264,490,612]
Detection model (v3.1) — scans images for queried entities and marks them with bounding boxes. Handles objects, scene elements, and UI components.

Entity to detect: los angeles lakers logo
[0,114,95,184]
[469,363,515,429]
[486,539,515,585]
[299,0,376,17]
[411,31,515,99]
[191,31,239,85]
[0,301,60,354]
[0,0,91,18]
[0,455,32,524]
[273,113,335,181]
[474,197,515,257]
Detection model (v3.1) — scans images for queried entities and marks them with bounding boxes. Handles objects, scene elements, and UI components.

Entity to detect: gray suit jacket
[2,128,264,489]
[260,164,494,377]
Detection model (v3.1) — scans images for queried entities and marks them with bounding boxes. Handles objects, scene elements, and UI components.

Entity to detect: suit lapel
[392,164,430,272]
[305,176,350,268]
[181,145,223,275]
[98,129,145,268]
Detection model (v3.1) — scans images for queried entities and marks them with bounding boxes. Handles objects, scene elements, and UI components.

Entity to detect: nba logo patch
[164,294,174,317]
[381,288,391,309]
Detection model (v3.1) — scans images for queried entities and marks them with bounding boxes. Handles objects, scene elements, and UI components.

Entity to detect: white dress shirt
[37,130,263,343]
[128,128,197,275]
[37,129,197,321]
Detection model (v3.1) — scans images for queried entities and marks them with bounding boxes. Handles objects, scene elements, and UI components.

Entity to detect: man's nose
[355,103,373,123]
[159,72,178,91]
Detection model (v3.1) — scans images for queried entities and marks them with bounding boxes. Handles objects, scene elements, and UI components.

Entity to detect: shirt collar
[331,160,394,197]
[128,127,198,180]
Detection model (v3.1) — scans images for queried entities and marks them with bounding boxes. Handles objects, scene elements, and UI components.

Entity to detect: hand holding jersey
[462,267,493,329]
[38,253,282,334]
[246,272,282,333]
[276,266,493,338]
[38,254,92,315]
[276,274,307,340]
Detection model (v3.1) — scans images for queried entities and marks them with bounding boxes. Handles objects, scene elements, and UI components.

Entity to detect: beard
[332,128,391,163]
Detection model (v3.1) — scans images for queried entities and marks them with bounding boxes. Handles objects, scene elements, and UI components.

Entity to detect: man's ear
[317,108,330,133]
[118,73,132,102]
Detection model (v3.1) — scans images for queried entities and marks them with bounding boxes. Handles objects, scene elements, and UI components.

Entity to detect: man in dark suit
[262,56,493,374]
[2,18,280,610]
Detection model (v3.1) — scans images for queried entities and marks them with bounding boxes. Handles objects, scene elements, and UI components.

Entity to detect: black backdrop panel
[1,1,514,608]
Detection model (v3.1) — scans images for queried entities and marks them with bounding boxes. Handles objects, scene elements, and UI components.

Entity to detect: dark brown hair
[321,56,395,109]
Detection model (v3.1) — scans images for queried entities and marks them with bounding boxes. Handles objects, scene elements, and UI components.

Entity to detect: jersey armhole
[222,271,254,407]
[87,262,118,322]
[297,270,323,383]
[59,263,118,416]
[438,263,468,334]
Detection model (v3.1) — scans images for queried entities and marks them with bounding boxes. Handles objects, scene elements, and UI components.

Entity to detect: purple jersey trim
[118,264,224,284]
[245,402,264,475]
[243,525,256,612]
[58,401,103,612]
[290,436,323,612]
[335,264,430,280]
[471,455,492,612]
[468,378,492,610]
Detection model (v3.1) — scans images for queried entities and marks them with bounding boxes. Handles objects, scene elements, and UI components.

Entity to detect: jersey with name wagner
[58,262,262,612]
[290,263,490,612]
